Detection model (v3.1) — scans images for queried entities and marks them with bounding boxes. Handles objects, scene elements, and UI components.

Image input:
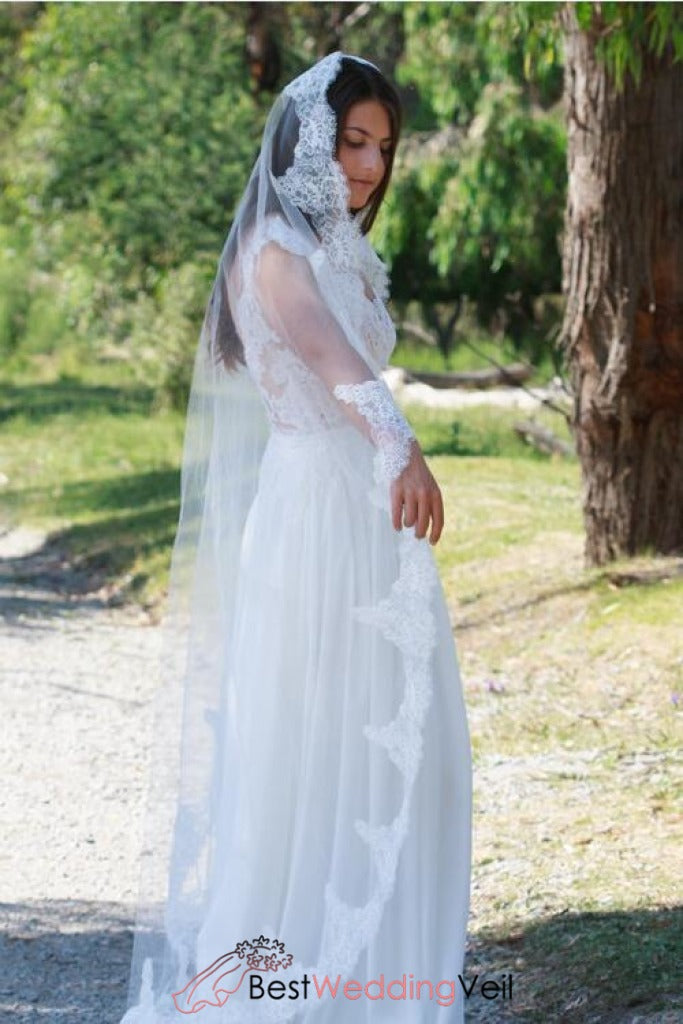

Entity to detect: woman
[120,52,471,1023]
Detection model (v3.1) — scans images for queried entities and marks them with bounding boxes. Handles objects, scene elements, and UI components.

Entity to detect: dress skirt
[182,421,472,1023]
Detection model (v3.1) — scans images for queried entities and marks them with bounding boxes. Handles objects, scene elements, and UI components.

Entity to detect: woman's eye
[345,139,392,158]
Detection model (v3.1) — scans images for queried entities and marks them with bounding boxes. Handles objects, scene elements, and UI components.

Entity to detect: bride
[120,52,471,1023]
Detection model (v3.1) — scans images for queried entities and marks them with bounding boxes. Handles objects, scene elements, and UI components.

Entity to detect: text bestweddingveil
[248,972,514,1007]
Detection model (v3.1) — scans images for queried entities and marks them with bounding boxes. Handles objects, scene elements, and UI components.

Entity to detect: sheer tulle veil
[119,51,468,1024]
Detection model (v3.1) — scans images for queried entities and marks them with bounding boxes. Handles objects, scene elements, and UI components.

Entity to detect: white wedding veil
[120,51,457,1024]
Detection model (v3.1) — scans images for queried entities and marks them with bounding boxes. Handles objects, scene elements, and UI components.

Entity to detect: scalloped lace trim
[333,379,416,485]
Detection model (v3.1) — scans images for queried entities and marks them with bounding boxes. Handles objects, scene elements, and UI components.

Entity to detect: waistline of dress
[264,422,362,450]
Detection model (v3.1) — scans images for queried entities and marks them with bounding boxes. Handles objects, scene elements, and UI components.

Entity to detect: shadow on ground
[464,906,682,1023]
[0,468,179,623]
[0,379,156,426]
[0,901,680,1023]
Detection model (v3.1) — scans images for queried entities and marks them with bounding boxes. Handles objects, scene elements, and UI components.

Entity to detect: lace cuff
[333,379,415,484]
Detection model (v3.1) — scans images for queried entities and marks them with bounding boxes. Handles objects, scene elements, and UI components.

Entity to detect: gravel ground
[1,526,160,1023]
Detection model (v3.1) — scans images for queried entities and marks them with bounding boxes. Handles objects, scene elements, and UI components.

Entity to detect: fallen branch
[398,319,573,424]
[513,419,575,457]
[407,363,533,390]
[604,562,683,588]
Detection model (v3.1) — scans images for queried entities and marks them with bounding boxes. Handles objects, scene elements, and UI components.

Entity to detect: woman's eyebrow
[345,125,392,142]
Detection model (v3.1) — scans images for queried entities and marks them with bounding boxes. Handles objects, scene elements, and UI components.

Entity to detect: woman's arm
[251,240,445,545]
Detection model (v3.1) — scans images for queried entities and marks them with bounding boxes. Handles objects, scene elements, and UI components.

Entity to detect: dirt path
[0,526,161,1022]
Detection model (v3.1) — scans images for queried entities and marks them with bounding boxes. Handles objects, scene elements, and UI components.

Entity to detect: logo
[173,937,514,1014]
[172,935,293,1015]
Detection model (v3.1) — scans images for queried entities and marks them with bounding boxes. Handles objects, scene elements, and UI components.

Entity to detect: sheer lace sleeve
[251,235,416,484]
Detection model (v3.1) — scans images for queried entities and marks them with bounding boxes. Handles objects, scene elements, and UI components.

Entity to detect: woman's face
[336,99,392,211]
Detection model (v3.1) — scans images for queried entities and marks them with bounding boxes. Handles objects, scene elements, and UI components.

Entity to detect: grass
[1,353,681,1022]
[423,435,683,1020]
[392,328,562,381]
[0,360,185,604]
[400,400,575,461]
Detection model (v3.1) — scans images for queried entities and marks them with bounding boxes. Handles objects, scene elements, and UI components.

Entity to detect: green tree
[375,2,566,356]
[4,2,262,389]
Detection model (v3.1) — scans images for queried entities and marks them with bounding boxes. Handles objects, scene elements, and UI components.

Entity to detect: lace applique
[235,289,346,435]
[332,379,415,485]
[235,218,346,434]
[305,245,395,371]
[239,218,398,436]
[241,214,315,285]
[358,233,390,304]
[327,376,444,988]
[359,285,396,368]
[315,527,440,983]
[277,53,344,215]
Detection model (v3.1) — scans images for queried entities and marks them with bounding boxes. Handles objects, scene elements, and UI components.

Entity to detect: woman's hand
[391,438,445,545]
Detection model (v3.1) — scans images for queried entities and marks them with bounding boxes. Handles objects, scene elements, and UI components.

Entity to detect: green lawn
[0,350,572,609]
[0,361,184,604]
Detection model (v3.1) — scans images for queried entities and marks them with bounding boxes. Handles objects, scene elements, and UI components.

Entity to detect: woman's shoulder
[238,213,320,292]
[253,213,319,261]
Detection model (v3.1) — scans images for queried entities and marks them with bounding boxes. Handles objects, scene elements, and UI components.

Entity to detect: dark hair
[326,57,402,233]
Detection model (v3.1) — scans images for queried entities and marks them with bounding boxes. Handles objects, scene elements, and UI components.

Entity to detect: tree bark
[559,5,683,566]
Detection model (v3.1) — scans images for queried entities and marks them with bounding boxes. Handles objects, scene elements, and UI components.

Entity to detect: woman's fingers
[402,491,418,529]
[391,483,403,531]
[414,487,431,539]
[390,444,445,545]
[429,487,444,545]
[392,483,445,545]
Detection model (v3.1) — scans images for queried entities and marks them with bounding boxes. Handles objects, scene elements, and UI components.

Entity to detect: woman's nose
[362,146,384,177]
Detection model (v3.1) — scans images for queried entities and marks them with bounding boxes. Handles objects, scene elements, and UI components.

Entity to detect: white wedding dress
[179,216,472,1022]
[121,51,471,1024]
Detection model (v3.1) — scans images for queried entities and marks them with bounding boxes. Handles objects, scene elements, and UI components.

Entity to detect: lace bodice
[311,244,397,375]
[233,215,413,485]
[236,220,395,421]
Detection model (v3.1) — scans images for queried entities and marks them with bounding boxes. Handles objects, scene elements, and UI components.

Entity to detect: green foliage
[375,143,460,304]
[398,2,490,127]
[0,224,33,354]
[430,83,566,324]
[1,2,569,389]
[3,0,680,392]
[563,2,681,89]
[3,2,263,400]
[595,2,683,89]
[398,2,563,127]
[10,3,257,263]
[379,5,567,350]
[125,259,216,410]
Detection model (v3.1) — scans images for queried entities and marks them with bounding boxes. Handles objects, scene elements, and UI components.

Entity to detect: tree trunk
[559,5,683,566]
